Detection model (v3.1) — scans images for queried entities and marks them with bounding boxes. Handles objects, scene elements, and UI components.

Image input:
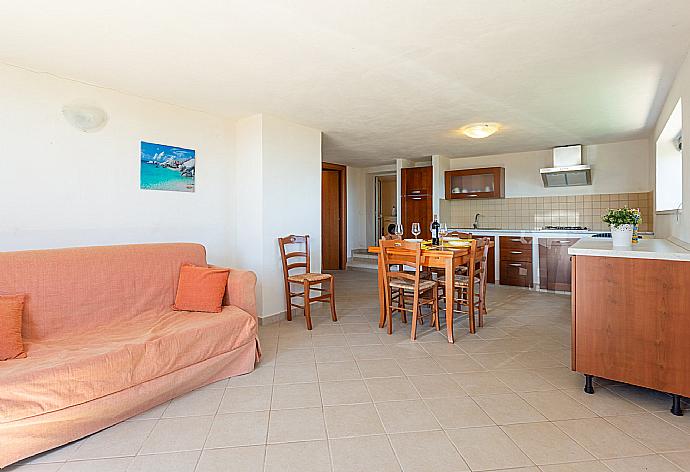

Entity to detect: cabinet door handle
[509,263,522,267]
[558,240,572,244]
[410,190,421,194]
[510,238,522,242]
[411,197,422,200]
[510,251,522,254]
[467,194,478,197]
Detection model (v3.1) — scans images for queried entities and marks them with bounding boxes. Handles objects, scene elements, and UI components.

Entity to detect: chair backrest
[447,231,473,239]
[476,237,490,279]
[379,239,423,290]
[464,238,479,282]
[382,234,402,241]
[278,235,310,278]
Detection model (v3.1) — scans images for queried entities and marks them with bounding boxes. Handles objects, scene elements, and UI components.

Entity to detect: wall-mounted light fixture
[62,104,108,132]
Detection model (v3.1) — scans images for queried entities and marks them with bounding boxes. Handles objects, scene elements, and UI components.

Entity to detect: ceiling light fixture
[460,122,500,139]
[62,104,108,132]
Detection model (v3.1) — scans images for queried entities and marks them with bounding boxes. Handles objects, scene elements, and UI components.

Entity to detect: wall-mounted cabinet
[445,167,505,199]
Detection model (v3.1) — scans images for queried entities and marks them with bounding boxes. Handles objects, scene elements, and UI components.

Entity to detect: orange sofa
[0,243,260,468]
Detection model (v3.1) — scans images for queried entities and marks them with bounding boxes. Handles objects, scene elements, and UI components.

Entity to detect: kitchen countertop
[568,237,690,261]
[450,228,654,236]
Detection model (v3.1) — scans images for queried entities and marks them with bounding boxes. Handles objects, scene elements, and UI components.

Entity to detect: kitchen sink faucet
[473,213,482,229]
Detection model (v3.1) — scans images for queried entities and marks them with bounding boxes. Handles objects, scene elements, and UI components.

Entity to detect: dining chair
[380,239,439,340]
[278,235,337,330]
[438,237,489,333]
[446,231,473,239]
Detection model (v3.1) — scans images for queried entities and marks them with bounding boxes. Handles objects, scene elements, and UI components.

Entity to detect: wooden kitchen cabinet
[445,167,505,199]
[539,238,578,291]
[499,236,532,287]
[486,236,495,284]
[401,166,433,239]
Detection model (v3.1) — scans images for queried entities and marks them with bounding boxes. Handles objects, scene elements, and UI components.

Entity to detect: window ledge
[656,209,683,216]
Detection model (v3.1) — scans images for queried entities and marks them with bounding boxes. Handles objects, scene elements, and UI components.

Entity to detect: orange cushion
[0,294,26,361]
[173,264,229,313]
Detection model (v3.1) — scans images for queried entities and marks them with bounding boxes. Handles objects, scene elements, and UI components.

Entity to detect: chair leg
[433,285,440,331]
[304,281,313,330]
[410,292,420,341]
[399,289,407,323]
[285,283,293,321]
[329,277,338,322]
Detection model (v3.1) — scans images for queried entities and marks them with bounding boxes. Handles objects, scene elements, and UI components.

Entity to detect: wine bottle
[430,214,440,245]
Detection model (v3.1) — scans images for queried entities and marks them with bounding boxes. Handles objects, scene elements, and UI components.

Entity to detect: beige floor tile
[268,407,326,443]
[387,343,430,359]
[474,393,547,425]
[531,367,583,389]
[312,334,348,347]
[408,374,467,399]
[389,430,469,471]
[513,350,566,368]
[227,364,275,387]
[17,440,84,465]
[140,416,213,454]
[324,403,385,438]
[602,454,684,471]
[330,435,401,472]
[317,360,362,381]
[59,458,132,472]
[538,462,610,471]
[492,370,558,392]
[520,391,597,421]
[346,333,383,346]
[127,401,170,421]
[161,388,224,418]
[375,399,441,433]
[563,387,645,416]
[276,348,315,365]
[218,385,272,413]
[126,451,200,472]
[340,322,374,334]
[274,362,318,384]
[502,422,595,465]
[365,377,420,402]
[608,385,675,412]
[3,465,63,472]
[425,396,494,429]
[398,357,445,376]
[350,344,392,360]
[320,379,372,405]
[278,334,313,350]
[314,346,354,363]
[663,451,690,470]
[451,372,511,395]
[356,358,404,378]
[434,354,486,373]
[71,420,156,460]
[470,352,525,370]
[555,417,652,459]
[265,440,332,472]
[195,445,265,472]
[204,411,269,448]
[271,382,321,409]
[606,414,690,453]
[447,425,533,471]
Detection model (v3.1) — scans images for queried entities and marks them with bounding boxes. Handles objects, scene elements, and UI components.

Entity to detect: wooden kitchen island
[569,237,690,416]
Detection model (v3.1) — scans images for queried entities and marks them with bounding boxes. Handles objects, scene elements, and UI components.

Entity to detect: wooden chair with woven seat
[278,235,337,330]
[438,237,490,333]
[380,239,439,340]
[446,231,473,239]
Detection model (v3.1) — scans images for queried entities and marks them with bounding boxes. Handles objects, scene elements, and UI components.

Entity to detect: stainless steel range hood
[540,145,591,187]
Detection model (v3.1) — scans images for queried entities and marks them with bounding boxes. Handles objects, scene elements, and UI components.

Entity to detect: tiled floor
[10,270,690,472]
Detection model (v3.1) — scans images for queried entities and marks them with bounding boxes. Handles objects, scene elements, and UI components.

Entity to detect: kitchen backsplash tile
[440,192,653,232]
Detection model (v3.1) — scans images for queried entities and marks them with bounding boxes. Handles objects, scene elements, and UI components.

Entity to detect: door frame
[322,162,347,270]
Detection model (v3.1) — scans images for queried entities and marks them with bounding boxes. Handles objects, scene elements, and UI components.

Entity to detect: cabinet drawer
[500,247,532,262]
[500,261,533,287]
[500,236,532,250]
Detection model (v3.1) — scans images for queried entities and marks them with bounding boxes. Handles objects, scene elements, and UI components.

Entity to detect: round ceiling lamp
[460,122,500,139]
[62,104,108,132]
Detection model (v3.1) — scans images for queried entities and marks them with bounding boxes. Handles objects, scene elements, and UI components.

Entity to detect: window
[656,99,683,213]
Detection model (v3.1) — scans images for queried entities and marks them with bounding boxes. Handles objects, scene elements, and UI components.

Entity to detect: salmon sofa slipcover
[0,243,260,468]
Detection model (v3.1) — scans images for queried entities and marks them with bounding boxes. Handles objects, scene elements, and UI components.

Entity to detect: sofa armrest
[224,268,258,318]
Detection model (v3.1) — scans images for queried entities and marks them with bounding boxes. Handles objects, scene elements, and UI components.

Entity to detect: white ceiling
[1,0,689,166]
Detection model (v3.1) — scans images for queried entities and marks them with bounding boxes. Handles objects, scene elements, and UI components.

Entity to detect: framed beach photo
[140,141,195,192]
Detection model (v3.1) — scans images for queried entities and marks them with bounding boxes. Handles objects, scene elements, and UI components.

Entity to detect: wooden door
[322,163,347,270]
[402,166,433,196]
[539,238,578,291]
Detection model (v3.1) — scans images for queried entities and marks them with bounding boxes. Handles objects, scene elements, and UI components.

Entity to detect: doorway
[375,175,397,240]
[322,163,347,270]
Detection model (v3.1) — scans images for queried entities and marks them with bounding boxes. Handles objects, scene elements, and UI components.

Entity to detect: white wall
[234,114,322,318]
[447,139,651,198]
[346,166,367,256]
[653,51,690,242]
[0,63,236,266]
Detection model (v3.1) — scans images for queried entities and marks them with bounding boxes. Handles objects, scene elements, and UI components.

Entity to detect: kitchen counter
[568,237,690,261]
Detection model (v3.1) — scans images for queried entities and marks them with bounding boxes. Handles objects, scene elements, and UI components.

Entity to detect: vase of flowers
[602,207,641,248]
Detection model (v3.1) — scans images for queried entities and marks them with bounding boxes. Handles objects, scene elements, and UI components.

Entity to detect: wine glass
[411,222,421,240]
[394,224,404,239]
[439,223,448,248]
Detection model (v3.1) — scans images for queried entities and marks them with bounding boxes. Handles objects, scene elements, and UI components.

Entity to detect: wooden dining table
[368,241,493,343]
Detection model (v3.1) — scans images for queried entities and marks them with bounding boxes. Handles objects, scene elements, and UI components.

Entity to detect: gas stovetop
[541,226,589,231]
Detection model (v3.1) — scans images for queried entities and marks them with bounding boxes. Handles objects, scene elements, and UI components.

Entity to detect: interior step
[347,259,378,271]
[351,249,377,260]
[347,249,378,271]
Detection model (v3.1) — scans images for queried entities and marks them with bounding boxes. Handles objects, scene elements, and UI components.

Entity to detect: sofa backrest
[0,243,207,340]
